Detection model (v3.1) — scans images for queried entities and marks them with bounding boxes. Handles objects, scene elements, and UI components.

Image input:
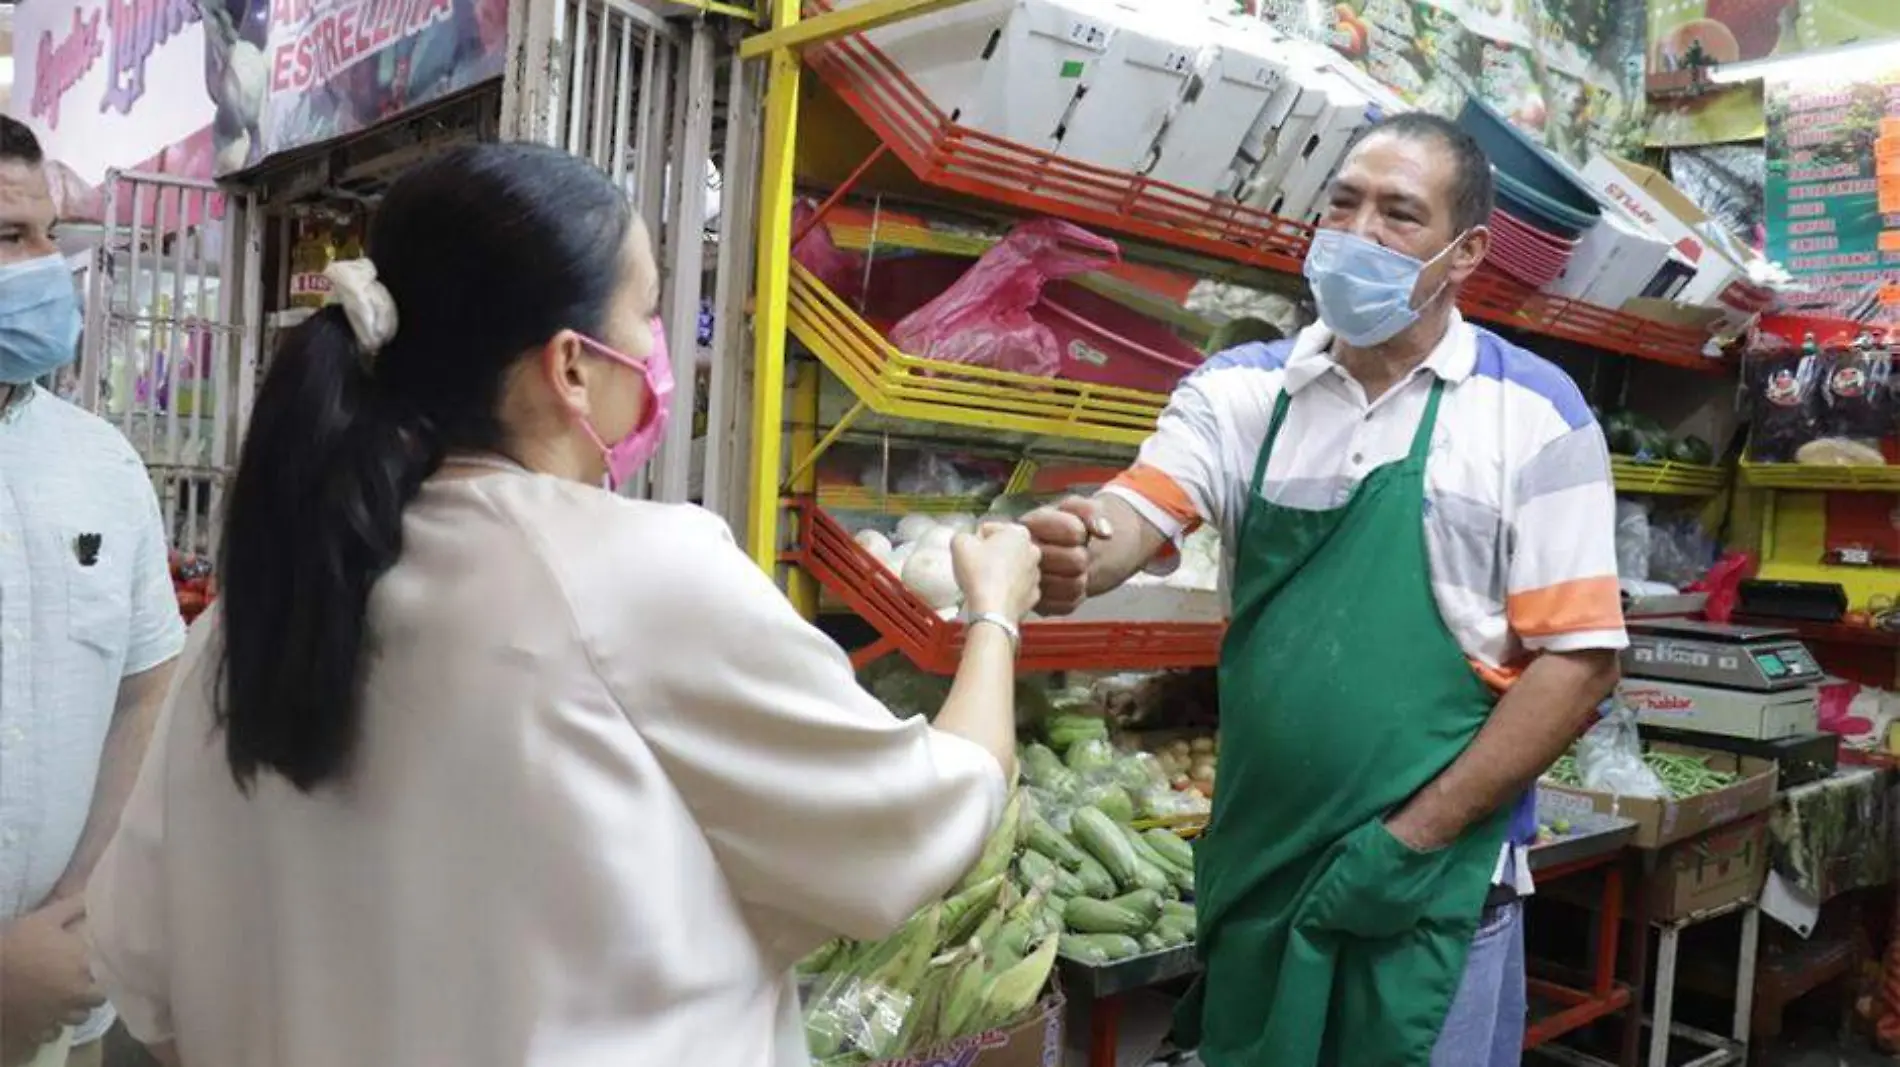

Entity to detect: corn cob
[939,874,1006,950]
[935,940,991,1042]
[975,935,1059,1031]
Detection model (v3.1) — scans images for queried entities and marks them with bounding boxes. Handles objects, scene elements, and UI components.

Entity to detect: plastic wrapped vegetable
[1818,338,1894,444]
[1571,704,1668,798]
[1744,336,1826,462]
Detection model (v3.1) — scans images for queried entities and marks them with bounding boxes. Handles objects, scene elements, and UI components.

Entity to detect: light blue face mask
[0,253,82,385]
[1302,228,1467,348]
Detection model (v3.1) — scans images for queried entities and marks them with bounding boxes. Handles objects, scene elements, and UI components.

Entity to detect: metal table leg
[1650,926,1681,1067]
[1090,993,1124,1067]
[1733,906,1759,1055]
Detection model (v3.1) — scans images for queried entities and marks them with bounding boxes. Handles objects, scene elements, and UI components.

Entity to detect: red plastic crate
[790,499,1224,674]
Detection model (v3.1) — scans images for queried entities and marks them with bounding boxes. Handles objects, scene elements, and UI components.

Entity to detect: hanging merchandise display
[1646,0,1900,146]
[1763,60,1900,326]
[199,0,512,176]
[1248,0,1646,162]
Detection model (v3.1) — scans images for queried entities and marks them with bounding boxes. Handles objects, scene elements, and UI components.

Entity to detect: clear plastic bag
[1614,498,1651,582]
[1648,514,1716,589]
[889,219,1119,377]
[1574,703,1668,798]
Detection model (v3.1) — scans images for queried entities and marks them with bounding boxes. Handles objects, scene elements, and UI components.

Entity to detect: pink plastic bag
[889,219,1120,378]
[790,200,867,304]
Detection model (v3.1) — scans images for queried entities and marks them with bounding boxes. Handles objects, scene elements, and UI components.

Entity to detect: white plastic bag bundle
[1574,702,1668,798]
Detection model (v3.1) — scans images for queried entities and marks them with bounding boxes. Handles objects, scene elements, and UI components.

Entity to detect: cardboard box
[869,994,1065,1067]
[1058,2,1210,175]
[860,0,1115,153]
[1580,154,1752,310]
[1538,741,1778,850]
[1143,17,1293,197]
[1649,815,1769,921]
[1236,63,1373,223]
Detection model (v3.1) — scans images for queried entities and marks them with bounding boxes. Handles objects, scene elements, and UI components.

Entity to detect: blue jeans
[1431,900,1526,1067]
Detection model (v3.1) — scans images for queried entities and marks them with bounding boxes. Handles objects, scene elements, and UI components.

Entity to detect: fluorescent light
[0,57,12,85]
[1709,37,1900,84]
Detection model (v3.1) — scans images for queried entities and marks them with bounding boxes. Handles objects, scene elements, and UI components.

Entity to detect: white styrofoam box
[1544,203,1674,308]
[1056,1,1211,174]
[1238,60,1374,223]
[856,0,1115,153]
[1143,16,1296,196]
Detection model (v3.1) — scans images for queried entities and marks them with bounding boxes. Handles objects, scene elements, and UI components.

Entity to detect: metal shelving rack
[733,0,1740,673]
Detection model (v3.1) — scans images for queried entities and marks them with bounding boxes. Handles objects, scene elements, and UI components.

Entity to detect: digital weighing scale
[1618,620,1824,743]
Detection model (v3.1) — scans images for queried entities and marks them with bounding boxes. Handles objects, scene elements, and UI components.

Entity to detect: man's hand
[0,897,103,1063]
[1019,497,1113,615]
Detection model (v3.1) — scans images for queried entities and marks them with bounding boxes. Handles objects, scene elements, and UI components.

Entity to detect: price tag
[1539,790,1596,822]
[1839,546,1873,565]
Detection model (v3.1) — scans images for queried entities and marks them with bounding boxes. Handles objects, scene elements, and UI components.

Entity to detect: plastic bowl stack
[1488,207,1580,288]
[1456,98,1601,290]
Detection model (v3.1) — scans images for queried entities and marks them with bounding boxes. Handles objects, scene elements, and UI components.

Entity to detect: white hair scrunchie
[323,259,399,361]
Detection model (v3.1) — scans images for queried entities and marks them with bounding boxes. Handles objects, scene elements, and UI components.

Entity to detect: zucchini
[1154,914,1196,945]
[1059,932,1142,964]
[1139,931,1168,953]
[1072,807,1141,888]
[1142,828,1195,872]
[1019,743,1068,789]
[1064,896,1153,936]
[1071,853,1118,899]
[1017,849,1083,898]
[1024,817,1089,871]
[1118,823,1185,895]
[1161,900,1196,924]
[1104,889,1164,928]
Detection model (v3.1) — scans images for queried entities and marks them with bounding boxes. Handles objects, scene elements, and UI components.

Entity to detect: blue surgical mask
[1303,228,1466,348]
[0,253,81,384]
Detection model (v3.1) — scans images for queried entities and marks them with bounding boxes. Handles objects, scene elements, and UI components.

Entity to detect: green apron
[1179,379,1513,1067]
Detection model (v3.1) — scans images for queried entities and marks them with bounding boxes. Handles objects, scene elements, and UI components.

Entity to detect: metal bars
[77,173,259,560]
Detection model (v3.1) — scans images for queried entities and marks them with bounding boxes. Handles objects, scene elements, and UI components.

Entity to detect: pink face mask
[574,315,674,491]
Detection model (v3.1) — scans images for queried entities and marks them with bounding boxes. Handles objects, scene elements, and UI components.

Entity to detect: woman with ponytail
[84,143,1039,1067]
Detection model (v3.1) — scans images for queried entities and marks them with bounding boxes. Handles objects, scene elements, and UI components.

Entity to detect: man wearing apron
[1023,114,1625,1066]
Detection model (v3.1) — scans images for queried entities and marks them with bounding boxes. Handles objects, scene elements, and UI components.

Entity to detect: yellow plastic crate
[1609,457,1728,496]
[1739,460,1900,492]
[787,262,1168,446]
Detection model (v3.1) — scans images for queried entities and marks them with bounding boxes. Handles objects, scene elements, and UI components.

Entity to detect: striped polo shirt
[1105,313,1628,685]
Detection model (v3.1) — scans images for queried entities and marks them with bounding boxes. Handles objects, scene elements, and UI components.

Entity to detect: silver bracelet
[965,611,1021,654]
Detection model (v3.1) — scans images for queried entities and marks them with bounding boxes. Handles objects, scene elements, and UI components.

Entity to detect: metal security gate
[77,172,263,560]
[501,0,725,507]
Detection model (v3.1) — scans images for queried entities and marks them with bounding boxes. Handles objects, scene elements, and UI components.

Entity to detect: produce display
[1026,714,1211,821]
[1599,408,1714,466]
[799,760,1201,1064]
[1543,751,1740,798]
[853,513,986,615]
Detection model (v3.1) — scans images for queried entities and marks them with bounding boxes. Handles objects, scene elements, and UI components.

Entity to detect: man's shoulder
[15,389,146,466]
[1464,327,1595,433]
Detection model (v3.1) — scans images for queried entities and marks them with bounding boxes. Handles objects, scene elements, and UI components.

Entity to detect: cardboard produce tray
[1528,802,1639,871]
[1057,945,1200,1000]
[1538,741,1779,850]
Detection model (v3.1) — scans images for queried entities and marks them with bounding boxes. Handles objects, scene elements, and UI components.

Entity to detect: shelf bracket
[740,0,976,57]
[785,400,867,491]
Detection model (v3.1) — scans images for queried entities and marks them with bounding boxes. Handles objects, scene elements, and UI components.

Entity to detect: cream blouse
[87,470,1007,1067]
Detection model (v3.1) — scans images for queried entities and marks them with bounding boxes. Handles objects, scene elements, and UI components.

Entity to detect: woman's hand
[951,523,1041,622]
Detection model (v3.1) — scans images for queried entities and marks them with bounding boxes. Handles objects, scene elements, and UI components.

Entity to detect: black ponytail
[217,142,632,791]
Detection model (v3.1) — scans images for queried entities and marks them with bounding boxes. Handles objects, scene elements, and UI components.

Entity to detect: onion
[915,525,958,552]
[939,512,980,535]
[894,514,940,545]
[1190,737,1216,755]
[901,546,961,610]
[853,529,894,562]
[888,542,916,573]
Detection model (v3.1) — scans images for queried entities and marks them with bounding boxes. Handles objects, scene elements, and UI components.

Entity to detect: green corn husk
[936,940,992,1042]
[953,792,1025,894]
[975,935,1060,1031]
[939,874,1006,950]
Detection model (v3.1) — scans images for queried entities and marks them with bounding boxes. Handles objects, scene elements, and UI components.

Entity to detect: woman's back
[95,473,955,1066]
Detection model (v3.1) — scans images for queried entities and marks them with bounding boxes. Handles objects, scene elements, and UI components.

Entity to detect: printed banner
[11,0,218,185]
[1248,0,1646,163]
[1763,63,1900,324]
[1645,0,1900,146]
[199,0,510,176]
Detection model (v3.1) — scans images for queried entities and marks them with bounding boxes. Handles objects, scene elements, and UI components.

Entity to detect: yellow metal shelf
[1609,457,1727,497]
[787,261,1169,446]
[1739,461,1900,492]
[817,486,993,513]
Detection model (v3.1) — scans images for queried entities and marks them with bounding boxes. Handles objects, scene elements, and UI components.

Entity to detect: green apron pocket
[1297,820,1460,940]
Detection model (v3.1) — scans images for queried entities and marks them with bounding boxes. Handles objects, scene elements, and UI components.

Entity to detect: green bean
[1539,750,1737,799]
